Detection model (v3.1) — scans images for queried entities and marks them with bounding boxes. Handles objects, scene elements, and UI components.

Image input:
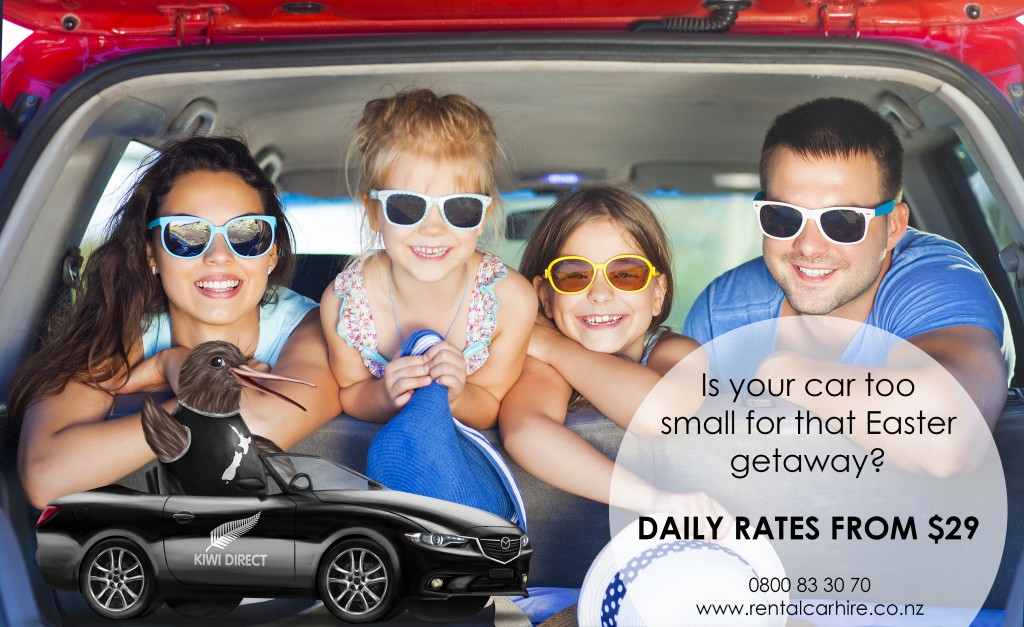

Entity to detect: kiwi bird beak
[229,364,316,411]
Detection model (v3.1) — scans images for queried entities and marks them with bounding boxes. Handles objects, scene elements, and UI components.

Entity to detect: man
[684,97,1013,476]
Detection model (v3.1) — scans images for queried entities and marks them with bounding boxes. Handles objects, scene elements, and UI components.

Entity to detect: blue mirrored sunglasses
[147,215,277,258]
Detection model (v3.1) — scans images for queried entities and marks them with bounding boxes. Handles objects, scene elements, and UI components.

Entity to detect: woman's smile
[195,273,244,298]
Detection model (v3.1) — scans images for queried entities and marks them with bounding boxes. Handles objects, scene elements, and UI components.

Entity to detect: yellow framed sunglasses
[543,254,660,295]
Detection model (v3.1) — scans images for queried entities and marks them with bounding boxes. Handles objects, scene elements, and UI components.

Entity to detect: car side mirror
[288,473,312,491]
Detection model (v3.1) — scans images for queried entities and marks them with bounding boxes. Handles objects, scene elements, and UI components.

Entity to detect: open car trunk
[1,31,1023,625]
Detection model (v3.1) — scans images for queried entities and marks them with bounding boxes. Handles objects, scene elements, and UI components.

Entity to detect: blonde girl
[321,89,536,524]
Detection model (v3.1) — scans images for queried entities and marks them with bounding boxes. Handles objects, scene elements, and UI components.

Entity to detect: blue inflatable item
[366,329,528,529]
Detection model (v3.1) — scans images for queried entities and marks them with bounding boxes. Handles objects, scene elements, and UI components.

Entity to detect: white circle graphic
[599,317,1007,626]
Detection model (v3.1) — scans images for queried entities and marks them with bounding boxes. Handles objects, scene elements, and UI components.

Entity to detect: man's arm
[907,325,1007,428]
[758,324,1005,477]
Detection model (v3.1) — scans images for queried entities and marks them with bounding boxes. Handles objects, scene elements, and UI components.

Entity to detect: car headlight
[405,532,470,547]
[521,534,529,548]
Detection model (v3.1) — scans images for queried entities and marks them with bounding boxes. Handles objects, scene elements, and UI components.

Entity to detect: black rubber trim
[923,142,1024,385]
[2,31,1023,228]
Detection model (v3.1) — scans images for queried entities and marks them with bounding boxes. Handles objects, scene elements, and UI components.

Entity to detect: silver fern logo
[206,511,261,552]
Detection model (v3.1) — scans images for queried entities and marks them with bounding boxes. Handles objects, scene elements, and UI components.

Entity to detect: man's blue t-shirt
[683,228,1014,377]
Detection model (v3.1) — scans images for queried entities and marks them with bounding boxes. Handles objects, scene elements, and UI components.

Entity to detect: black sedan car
[34,453,530,623]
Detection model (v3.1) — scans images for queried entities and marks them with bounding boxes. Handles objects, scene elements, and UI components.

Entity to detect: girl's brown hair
[6,136,295,434]
[519,186,675,333]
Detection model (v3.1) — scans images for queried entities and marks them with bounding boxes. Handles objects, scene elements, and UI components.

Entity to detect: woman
[8,136,340,508]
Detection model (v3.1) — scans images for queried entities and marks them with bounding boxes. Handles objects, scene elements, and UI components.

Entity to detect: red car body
[2,3,1024,625]
[3,1,1024,166]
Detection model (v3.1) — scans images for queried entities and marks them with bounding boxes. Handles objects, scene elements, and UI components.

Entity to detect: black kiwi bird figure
[141,341,315,497]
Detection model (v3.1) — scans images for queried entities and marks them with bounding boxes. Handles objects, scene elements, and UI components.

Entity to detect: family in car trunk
[1,2,1023,625]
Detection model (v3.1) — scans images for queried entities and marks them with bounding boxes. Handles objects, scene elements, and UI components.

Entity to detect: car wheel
[166,596,241,617]
[79,538,158,620]
[318,538,399,623]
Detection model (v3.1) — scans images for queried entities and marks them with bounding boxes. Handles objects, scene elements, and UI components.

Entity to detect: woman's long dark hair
[6,136,296,434]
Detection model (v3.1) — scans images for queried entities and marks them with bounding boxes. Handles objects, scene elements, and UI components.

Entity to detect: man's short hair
[759,97,904,202]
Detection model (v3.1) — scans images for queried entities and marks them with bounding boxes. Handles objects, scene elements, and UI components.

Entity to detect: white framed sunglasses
[753,192,896,245]
[369,189,490,230]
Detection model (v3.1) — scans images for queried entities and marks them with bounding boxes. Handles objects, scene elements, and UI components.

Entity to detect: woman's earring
[151,266,158,276]
[267,265,274,275]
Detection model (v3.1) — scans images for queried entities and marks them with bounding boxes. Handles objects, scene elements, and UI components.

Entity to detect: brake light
[35,505,60,527]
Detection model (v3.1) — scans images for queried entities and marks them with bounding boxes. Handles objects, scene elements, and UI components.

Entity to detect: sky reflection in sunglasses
[544,254,660,295]
[752,193,896,245]
[369,189,490,230]
[147,215,277,258]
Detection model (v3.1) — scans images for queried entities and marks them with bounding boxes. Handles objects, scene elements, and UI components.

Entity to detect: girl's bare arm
[449,271,537,428]
[530,324,702,428]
